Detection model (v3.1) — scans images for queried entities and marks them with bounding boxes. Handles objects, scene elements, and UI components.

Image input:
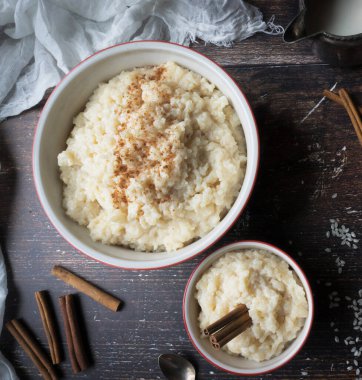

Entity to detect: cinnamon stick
[339,89,362,146]
[59,294,89,373]
[6,319,58,380]
[209,311,251,344]
[211,319,253,350]
[52,265,122,312]
[203,304,247,336]
[324,90,362,113]
[35,291,62,364]
[59,296,80,373]
[65,295,89,371]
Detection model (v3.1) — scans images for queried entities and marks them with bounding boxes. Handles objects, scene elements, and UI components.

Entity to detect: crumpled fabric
[0,0,283,121]
[0,247,18,379]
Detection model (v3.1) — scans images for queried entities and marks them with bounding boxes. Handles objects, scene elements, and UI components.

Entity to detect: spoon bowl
[158,354,196,380]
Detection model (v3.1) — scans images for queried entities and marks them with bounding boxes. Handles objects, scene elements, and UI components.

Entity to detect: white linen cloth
[0,0,282,375]
[0,0,283,121]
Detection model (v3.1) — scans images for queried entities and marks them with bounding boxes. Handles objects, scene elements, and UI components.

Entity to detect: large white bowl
[33,41,259,270]
[183,241,314,375]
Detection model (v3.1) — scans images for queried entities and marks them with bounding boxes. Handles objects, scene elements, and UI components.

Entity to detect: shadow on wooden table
[247,102,327,291]
[247,104,318,238]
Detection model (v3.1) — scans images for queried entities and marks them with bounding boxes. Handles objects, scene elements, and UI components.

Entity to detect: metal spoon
[158,354,196,380]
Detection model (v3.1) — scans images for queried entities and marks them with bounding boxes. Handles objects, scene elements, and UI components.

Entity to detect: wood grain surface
[1,1,362,379]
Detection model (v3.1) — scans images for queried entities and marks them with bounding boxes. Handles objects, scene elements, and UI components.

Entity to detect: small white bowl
[33,41,259,270]
[183,241,314,376]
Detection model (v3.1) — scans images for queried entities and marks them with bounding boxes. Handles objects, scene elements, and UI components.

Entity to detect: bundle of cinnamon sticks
[324,88,362,146]
[204,304,252,350]
[6,265,123,378]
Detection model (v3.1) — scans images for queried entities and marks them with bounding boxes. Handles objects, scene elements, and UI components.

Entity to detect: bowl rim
[182,240,314,375]
[32,40,260,270]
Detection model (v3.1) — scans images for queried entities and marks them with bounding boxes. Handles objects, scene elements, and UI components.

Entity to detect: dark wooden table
[1,1,362,379]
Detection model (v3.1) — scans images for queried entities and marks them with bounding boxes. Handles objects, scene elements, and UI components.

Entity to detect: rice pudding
[195,249,308,361]
[58,62,246,252]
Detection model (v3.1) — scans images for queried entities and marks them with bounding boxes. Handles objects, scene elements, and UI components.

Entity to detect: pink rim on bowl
[32,41,260,270]
[183,241,314,376]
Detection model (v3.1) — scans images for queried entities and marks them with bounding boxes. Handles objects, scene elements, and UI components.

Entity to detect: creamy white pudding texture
[58,62,246,252]
[195,249,308,362]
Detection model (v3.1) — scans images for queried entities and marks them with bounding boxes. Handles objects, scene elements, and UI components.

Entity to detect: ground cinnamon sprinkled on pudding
[58,62,247,252]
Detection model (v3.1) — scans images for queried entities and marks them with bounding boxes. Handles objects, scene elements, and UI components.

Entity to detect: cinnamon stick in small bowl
[52,265,122,312]
[204,304,252,350]
[203,304,247,336]
[211,317,252,350]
